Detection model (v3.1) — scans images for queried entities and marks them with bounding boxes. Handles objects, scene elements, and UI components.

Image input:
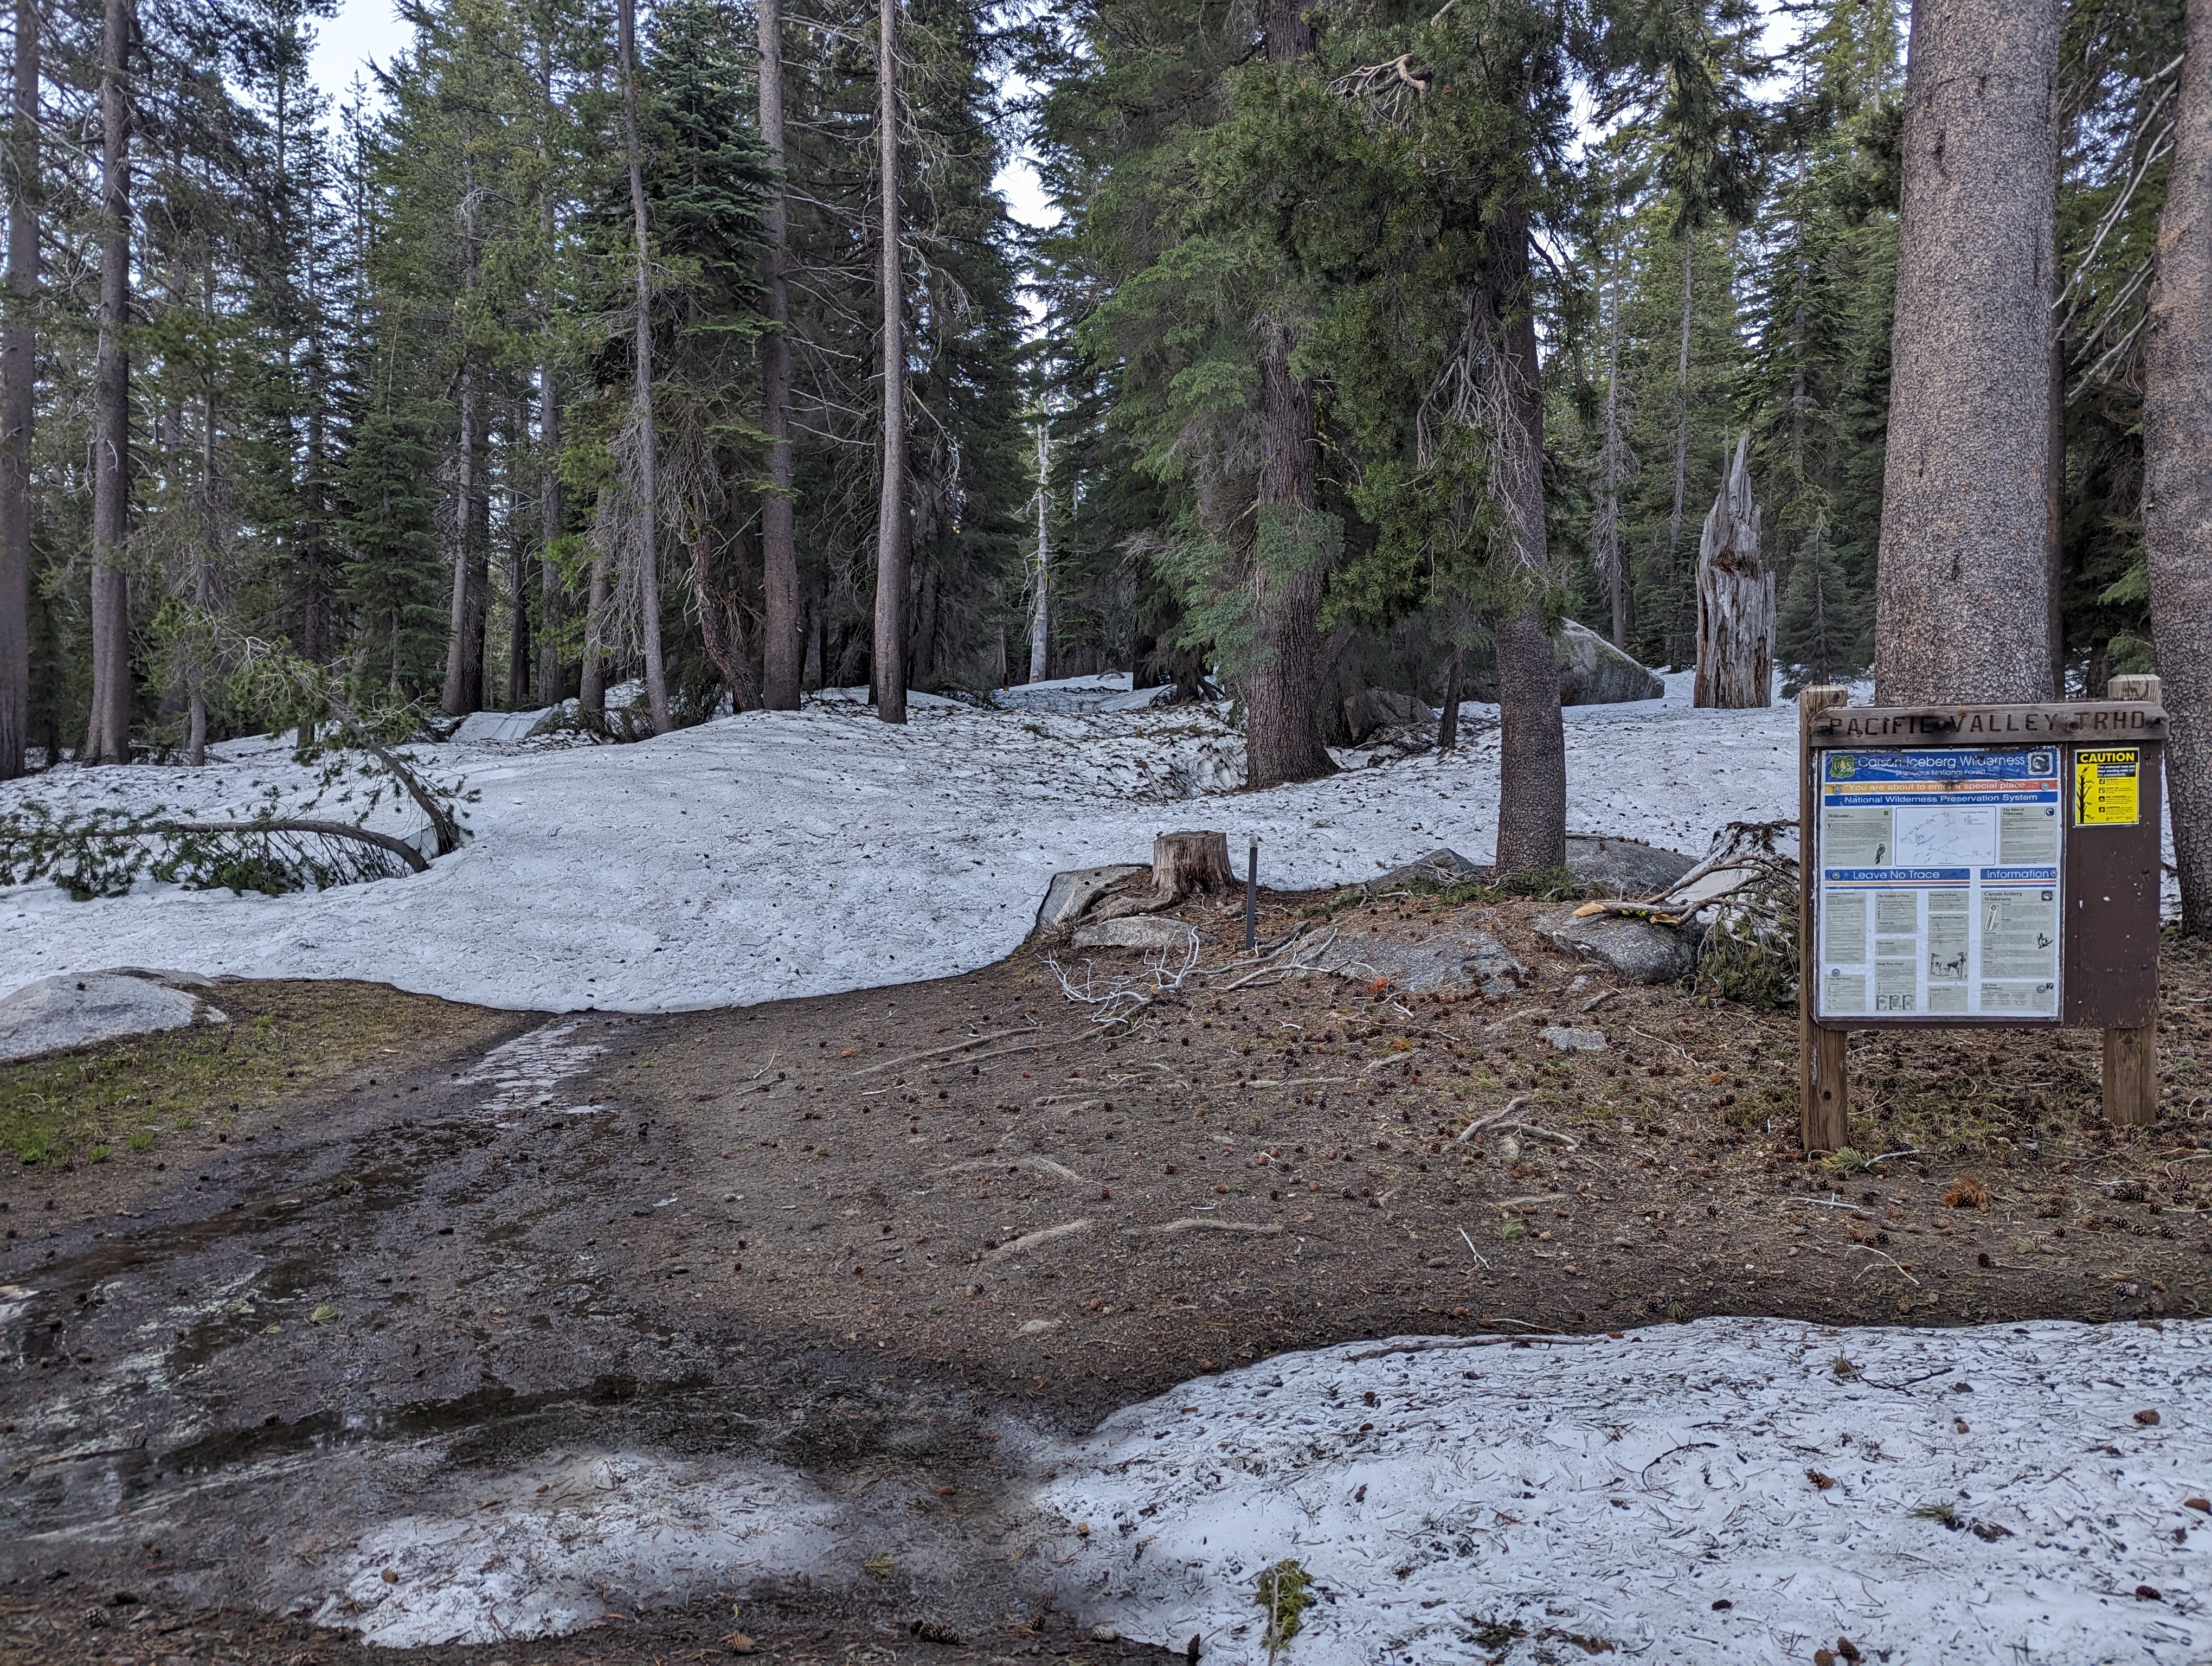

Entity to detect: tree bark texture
[1600,263,1626,651]
[86,0,130,763]
[1153,829,1232,899]
[620,0,671,735]
[757,0,800,710]
[1488,222,1566,880]
[537,360,562,703]
[580,542,610,716]
[440,360,484,714]
[871,0,908,724]
[1029,420,1049,682]
[1694,433,1775,708]
[1437,645,1464,754]
[2144,0,2212,934]
[0,0,34,779]
[1873,0,2058,702]
[1665,234,1691,565]
[1237,0,1332,790]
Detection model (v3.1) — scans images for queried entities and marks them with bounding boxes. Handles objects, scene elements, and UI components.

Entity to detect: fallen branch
[1455,1096,1531,1142]
[936,1155,1083,1184]
[986,1220,1092,1260]
[1340,1332,1604,1362]
[1130,1219,1283,1236]
[850,1026,1043,1078]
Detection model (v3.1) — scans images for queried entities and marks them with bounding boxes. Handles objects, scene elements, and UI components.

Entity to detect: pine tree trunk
[758,0,800,711]
[537,360,561,703]
[0,0,35,780]
[1240,0,1332,789]
[1436,645,1463,754]
[1693,434,1775,708]
[440,359,481,714]
[1600,261,1626,651]
[1873,0,2057,702]
[2143,0,2211,933]
[620,0,670,735]
[1665,234,1691,566]
[872,0,908,724]
[189,379,212,766]
[1028,420,1048,682]
[580,542,610,716]
[87,0,130,764]
[1489,219,1565,880]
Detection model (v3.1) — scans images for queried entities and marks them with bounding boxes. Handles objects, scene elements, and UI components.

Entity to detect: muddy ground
[5,883,2210,1664]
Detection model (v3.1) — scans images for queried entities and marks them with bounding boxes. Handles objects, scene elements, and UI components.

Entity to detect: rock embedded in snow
[1072,917,1198,952]
[1342,687,1437,743]
[1469,620,1666,707]
[1564,833,1698,898]
[0,969,226,1061]
[1036,864,1150,931]
[1364,847,1480,893]
[1539,907,1694,983]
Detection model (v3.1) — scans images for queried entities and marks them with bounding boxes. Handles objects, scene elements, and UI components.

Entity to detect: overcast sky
[304,0,1057,226]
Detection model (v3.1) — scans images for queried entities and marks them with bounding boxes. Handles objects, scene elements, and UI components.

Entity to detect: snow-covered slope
[2,678,1792,1011]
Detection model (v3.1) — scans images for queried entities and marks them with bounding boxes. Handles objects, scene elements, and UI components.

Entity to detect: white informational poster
[1815,747,2063,1021]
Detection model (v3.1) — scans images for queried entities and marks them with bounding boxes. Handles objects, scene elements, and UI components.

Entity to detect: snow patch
[309,1451,843,1646]
[456,1017,610,1121]
[1034,1317,2212,1665]
[2,694,1809,1011]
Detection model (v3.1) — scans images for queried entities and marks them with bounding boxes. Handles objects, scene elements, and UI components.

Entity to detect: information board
[1813,747,2063,1021]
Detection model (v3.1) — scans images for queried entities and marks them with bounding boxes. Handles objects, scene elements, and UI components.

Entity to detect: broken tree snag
[1154,830,1233,901]
[1694,434,1776,710]
[1799,683,1850,1155]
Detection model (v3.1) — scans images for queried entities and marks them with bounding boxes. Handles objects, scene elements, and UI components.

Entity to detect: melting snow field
[0,672,1800,1011]
[1036,1318,2212,1665]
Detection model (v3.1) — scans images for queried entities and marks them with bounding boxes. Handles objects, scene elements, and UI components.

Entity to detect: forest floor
[5,878,2211,1663]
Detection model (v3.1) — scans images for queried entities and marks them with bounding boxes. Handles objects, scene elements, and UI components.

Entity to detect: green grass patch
[1,981,495,1168]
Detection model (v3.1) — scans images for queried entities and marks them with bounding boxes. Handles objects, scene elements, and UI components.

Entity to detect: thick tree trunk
[2143,0,2212,934]
[1693,434,1775,708]
[1239,0,1332,789]
[1153,829,1232,899]
[1028,420,1048,682]
[758,0,800,710]
[189,380,212,765]
[86,0,130,764]
[619,0,670,735]
[1488,222,1566,880]
[872,0,908,724]
[1873,0,2058,702]
[0,0,35,780]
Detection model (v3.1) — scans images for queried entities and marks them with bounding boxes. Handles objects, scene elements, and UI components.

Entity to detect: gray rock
[1367,848,1480,893]
[1538,909,1694,984]
[1464,933,1528,995]
[1343,687,1436,742]
[1565,835,1699,899]
[1036,863,1149,931]
[1469,621,1665,707]
[0,970,227,1062]
[1541,1024,1607,1052]
[1071,917,1199,952]
[1557,620,1666,705]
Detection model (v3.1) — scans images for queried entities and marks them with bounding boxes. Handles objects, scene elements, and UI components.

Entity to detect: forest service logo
[1828,755,1857,779]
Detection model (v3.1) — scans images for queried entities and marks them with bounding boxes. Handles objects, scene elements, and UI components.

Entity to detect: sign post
[1797,678,2165,1152]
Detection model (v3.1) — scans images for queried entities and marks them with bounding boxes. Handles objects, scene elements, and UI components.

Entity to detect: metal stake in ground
[1246,838,1259,953]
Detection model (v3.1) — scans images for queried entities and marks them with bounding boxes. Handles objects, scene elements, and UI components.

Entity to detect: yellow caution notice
[2075,747,2140,825]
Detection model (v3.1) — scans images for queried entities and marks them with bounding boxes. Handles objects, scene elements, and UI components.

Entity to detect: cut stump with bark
[1154,831,1232,901]
[1694,433,1776,709]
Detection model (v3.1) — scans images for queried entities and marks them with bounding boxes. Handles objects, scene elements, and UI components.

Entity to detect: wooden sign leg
[1803,1022,1850,1154]
[2103,1024,2157,1126]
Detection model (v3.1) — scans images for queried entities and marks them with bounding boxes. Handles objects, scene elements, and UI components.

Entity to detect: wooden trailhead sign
[1797,677,2166,1154]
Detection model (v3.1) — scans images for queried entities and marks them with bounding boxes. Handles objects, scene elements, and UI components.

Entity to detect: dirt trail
[4,892,2208,1661]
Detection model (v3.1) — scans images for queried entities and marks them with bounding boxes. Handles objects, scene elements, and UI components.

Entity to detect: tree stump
[1694,433,1776,709]
[1154,830,1233,900]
